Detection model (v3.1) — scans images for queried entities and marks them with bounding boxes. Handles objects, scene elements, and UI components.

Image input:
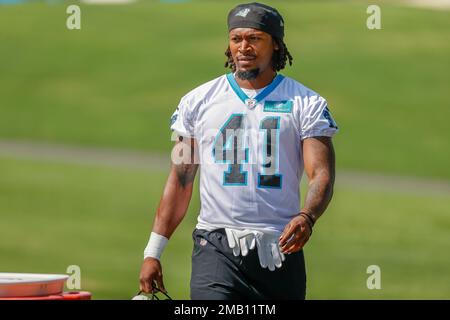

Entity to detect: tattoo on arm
[175,163,198,188]
[174,137,199,188]
[302,137,335,222]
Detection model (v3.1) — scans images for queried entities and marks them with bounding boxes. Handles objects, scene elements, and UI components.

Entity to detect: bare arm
[152,137,199,238]
[140,136,198,293]
[279,136,335,253]
[301,136,335,222]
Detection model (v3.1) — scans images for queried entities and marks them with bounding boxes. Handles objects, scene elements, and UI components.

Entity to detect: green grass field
[1,1,449,178]
[1,0,449,299]
[1,156,449,299]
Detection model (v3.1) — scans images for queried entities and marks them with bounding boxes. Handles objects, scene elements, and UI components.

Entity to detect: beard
[235,68,260,80]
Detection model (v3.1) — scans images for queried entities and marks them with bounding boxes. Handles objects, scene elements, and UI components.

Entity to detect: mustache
[237,55,256,60]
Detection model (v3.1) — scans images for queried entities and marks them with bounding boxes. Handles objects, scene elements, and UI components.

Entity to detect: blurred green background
[0,0,449,299]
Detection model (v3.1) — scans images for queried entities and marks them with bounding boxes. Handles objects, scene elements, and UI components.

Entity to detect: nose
[238,39,251,54]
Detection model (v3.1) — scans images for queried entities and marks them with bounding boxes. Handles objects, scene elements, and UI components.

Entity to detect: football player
[139,2,338,299]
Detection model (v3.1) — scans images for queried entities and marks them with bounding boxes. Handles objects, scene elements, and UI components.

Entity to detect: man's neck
[235,69,277,90]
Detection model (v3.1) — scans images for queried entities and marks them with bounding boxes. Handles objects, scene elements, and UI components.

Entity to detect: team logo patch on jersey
[263,100,293,113]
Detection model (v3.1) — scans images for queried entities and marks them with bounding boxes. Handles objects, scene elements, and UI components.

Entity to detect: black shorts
[190,228,306,300]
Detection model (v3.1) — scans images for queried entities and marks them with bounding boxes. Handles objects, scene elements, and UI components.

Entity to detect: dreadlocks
[224,37,293,72]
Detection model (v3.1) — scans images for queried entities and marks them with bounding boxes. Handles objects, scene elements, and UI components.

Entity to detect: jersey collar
[226,72,285,108]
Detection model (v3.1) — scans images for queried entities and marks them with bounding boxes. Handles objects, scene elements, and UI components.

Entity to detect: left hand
[279,214,313,254]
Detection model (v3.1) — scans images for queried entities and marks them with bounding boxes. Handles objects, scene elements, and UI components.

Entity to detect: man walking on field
[139,2,338,299]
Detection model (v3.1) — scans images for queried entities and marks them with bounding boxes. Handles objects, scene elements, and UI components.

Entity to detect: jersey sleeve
[169,97,195,138]
[300,96,339,140]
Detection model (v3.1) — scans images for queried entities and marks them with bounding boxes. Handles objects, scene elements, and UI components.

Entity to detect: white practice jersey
[170,73,338,233]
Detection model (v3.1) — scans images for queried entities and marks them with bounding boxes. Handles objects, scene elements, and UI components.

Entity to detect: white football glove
[225,228,256,257]
[225,228,285,271]
[254,231,285,271]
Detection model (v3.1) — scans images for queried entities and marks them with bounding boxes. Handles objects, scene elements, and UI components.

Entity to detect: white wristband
[143,232,169,261]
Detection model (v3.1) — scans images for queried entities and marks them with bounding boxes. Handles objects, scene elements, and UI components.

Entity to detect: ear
[273,38,280,51]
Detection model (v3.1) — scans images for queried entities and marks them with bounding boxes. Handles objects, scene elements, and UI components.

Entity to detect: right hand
[139,257,166,293]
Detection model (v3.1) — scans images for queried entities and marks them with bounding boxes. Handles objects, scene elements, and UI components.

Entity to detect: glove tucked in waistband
[224,228,286,271]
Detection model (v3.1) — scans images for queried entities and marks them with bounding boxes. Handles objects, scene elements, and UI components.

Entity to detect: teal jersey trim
[226,73,285,105]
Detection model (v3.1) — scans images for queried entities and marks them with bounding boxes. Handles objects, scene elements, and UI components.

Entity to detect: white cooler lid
[0,273,69,298]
